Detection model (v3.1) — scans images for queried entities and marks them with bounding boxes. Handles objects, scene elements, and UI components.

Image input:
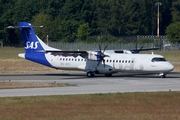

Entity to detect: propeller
[131,46,143,53]
[95,44,109,69]
[139,46,143,52]
[136,46,143,53]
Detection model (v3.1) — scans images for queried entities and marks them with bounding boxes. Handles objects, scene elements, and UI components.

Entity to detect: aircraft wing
[130,47,159,53]
[114,47,159,54]
[45,50,89,58]
[45,47,159,57]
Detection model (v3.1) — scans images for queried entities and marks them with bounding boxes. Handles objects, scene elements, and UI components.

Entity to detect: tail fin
[18,22,59,53]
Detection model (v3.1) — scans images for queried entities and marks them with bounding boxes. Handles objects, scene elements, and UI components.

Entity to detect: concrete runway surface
[0,72,180,97]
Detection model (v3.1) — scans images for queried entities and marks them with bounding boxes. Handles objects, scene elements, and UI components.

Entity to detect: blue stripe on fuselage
[25,53,52,67]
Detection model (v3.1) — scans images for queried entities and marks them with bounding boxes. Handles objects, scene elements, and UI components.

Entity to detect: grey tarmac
[0,72,180,97]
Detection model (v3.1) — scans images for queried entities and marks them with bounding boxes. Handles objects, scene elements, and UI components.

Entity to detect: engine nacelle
[87,51,101,61]
[123,50,132,54]
[97,66,116,74]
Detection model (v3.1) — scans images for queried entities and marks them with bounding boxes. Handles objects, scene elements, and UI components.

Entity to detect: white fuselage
[44,52,174,74]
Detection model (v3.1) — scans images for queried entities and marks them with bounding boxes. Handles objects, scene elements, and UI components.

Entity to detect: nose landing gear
[159,73,166,78]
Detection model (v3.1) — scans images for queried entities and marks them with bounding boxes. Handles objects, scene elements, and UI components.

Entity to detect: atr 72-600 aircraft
[7,22,174,78]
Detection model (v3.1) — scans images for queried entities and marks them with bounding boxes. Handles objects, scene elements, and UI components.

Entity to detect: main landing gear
[105,74,112,77]
[86,71,112,77]
[87,71,95,77]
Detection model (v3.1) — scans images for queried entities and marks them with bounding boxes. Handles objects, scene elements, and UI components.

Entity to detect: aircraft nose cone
[168,63,174,71]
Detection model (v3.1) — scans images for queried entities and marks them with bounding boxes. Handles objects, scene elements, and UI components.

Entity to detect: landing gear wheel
[87,71,94,77]
[105,74,112,77]
[161,75,166,78]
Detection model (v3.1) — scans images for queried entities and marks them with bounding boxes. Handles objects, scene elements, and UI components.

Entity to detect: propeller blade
[136,46,143,53]
[140,46,143,51]
[96,61,101,69]
[104,55,109,57]
[103,59,105,67]
[99,44,101,51]
[103,45,108,53]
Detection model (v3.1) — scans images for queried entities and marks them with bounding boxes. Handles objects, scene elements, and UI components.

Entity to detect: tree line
[0,0,180,46]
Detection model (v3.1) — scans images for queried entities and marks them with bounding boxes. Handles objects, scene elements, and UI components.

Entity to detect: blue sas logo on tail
[25,41,39,49]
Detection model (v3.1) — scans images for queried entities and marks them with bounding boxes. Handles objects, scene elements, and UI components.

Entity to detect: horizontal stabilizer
[7,26,43,29]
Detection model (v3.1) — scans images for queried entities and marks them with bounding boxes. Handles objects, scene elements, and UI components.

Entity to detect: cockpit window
[151,57,166,62]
